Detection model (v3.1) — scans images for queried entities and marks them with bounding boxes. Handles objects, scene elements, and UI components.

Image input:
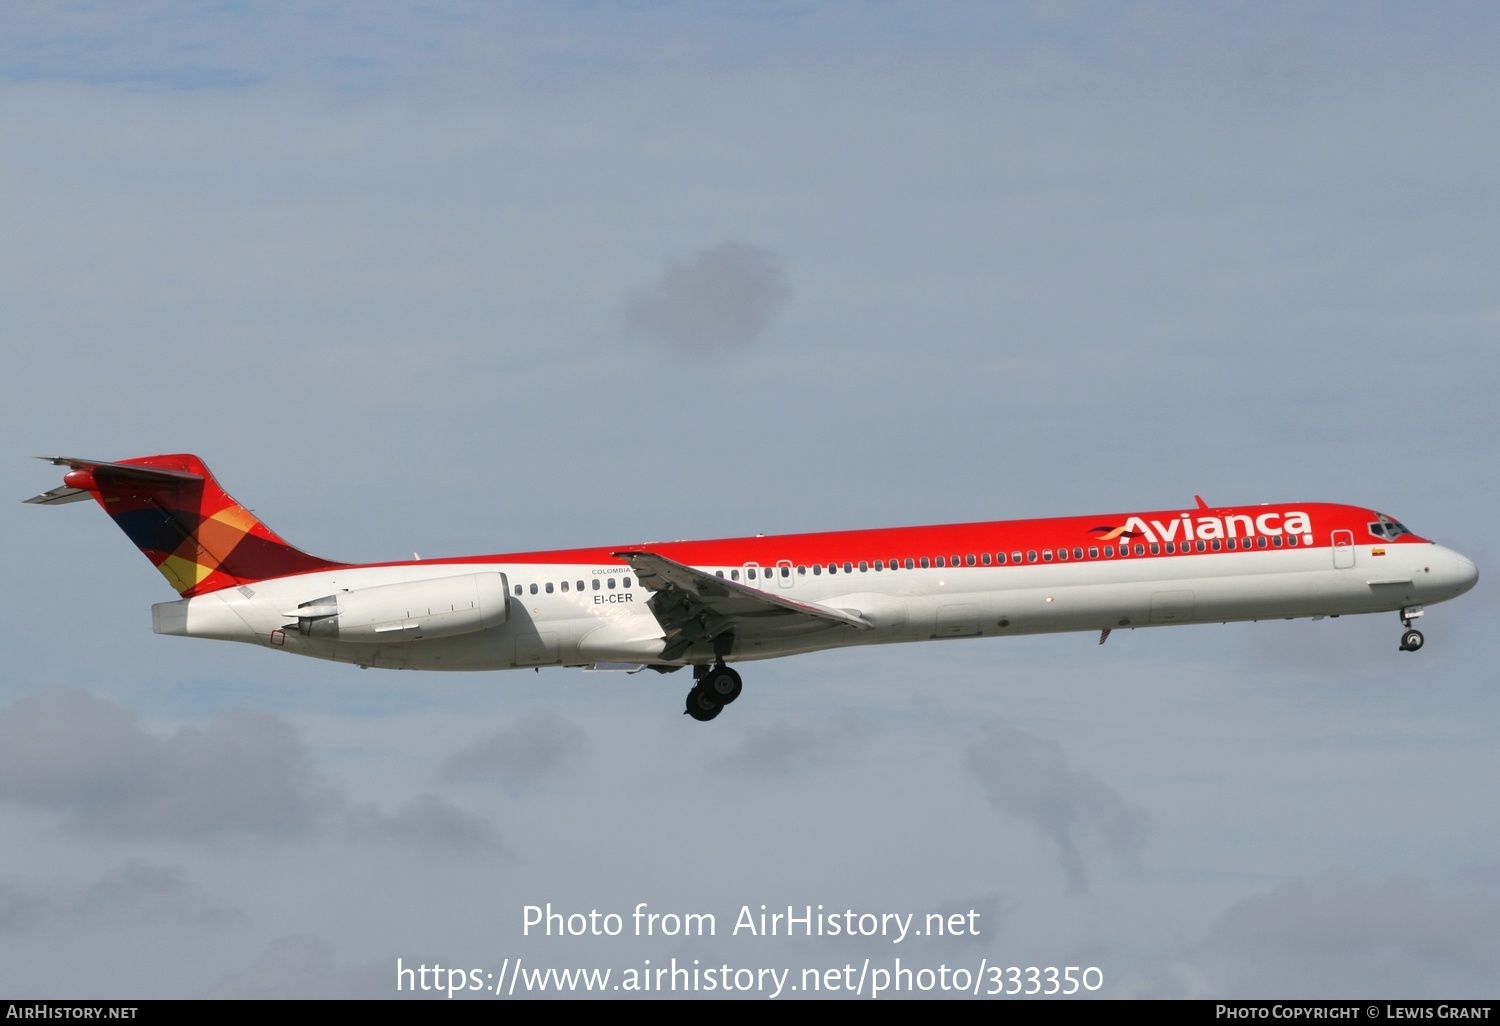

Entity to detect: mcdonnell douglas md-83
[27,454,1479,721]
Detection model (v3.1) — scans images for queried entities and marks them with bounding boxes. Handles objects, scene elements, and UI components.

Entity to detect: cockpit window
[1368,515,1411,540]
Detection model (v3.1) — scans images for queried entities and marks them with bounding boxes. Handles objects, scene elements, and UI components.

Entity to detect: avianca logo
[1089,511,1313,545]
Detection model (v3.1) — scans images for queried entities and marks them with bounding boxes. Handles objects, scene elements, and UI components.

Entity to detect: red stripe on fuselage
[339,502,1422,575]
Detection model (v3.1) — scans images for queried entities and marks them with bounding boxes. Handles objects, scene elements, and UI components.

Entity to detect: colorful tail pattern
[27,454,345,597]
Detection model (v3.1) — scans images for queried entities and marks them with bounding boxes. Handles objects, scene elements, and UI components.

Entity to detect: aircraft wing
[612,550,872,661]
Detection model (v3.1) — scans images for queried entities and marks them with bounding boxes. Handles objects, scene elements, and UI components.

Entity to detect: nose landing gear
[1398,607,1425,652]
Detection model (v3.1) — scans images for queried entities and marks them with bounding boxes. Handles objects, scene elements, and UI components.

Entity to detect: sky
[1,1,1497,999]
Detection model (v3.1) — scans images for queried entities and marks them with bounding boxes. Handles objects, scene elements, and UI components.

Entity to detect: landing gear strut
[684,662,742,722]
[1399,607,1425,652]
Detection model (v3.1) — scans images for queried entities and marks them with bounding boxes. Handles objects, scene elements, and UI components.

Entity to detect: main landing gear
[1398,607,1425,653]
[684,663,742,722]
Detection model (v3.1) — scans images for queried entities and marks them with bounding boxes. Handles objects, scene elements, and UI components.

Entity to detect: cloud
[0,689,332,841]
[962,721,1148,893]
[624,242,790,354]
[0,862,239,935]
[205,935,394,999]
[720,717,865,776]
[1181,870,1500,997]
[442,714,586,790]
[0,689,501,853]
[344,794,505,857]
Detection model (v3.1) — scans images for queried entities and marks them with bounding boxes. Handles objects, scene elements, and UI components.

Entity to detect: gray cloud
[344,794,505,857]
[442,714,586,790]
[0,690,503,853]
[963,721,1148,893]
[0,863,239,935]
[1172,870,1500,997]
[205,935,394,999]
[0,689,332,841]
[720,717,865,776]
[624,242,790,354]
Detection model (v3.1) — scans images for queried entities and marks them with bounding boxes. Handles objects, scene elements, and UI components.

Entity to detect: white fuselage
[152,540,1476,672]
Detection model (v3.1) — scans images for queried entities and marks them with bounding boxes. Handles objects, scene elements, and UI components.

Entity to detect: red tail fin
[27,454,344,596]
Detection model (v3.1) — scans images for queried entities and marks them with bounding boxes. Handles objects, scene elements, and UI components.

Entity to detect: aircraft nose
[1455,553,1479,595]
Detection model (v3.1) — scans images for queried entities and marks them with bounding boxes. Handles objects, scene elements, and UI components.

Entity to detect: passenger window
[1057,548,1068,561]
[813,564,822,576]
[1072,548,1083,560]
[561,581,569,592]
[577,580,584,591]
[1043,550,1053,561]
[951,554,960,567]
[514,585,522,596]
[843,562,853,573]
[1027,550,1037,562]
[859,561,869,572]
[1088,547,1098,558]
[1211,540,1222,551]
[1012,551,1023,563]
[1194,540,1204,552]
[545,582,554,594]
[608,577,616,589]
[1286,535,1297,547]
[731,569,740,580]
[798,565,807,575]
[1273,537,1283,547]
[828,564,837,574]
[624,577,632,587]
[996,552,1007,565]
[905,558,915,569]
[716,571,724,578]
[920,557,930,569]
[1226,539,1236,550]
[966,554,977,566]
[747,568,757,580]
[873,560,883,571]
[1257,537,1267,549]
[1150,544,1160,555]
[592,579,601,590]
[781,566,790,578]
[529,584,538,595]
[981,552,992,565]
[1166,542,1175,554]
[1104,546,1113,557]
[1134,544,1145,555]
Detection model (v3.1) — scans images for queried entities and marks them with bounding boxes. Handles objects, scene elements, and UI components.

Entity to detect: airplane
[26,453,1479,722]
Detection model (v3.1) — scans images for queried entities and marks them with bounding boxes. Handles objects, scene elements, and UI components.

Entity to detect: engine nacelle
[287,572,509,643]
